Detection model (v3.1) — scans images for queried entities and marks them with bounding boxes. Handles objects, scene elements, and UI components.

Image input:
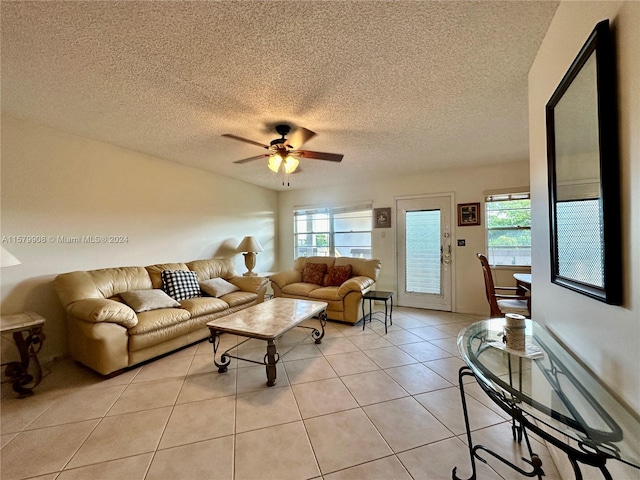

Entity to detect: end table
[1,312,46,398]
[361,291,394,334]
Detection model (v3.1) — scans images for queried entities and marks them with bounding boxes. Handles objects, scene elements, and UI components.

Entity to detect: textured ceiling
[1,1,558,191]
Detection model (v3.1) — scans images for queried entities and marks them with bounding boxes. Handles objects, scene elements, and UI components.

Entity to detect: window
[485,192,531,266]
[293,204,372,259]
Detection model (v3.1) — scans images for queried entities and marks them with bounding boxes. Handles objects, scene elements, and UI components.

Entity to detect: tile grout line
[2,308,528,480]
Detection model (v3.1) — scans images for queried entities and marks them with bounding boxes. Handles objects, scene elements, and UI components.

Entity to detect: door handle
[443,245,452,265]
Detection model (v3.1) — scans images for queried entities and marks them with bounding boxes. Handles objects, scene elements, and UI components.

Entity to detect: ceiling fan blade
[232,154,269,164]
[222,134,269,149]
[287,127,316,150]
[296,150,343,162]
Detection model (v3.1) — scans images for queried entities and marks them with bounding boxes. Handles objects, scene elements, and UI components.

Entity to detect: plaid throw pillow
[161,270,202,301]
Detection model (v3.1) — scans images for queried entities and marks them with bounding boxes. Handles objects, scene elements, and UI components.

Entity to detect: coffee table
[207,298,328,386]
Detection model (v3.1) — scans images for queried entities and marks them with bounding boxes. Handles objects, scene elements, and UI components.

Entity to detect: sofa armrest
[270,270,302,290]
[229,276,268,294]
[337,276,375,297]
[67,298,138,329]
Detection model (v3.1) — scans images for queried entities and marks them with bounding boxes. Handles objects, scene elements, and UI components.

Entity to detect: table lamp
[236,236,263,276]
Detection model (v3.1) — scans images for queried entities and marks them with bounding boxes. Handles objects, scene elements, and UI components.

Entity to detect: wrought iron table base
[2,326,45,398]
[209,313,326,387]
[452,366,615,480]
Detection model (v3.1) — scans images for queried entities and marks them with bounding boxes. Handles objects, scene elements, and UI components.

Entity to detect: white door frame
[394,193,456,311]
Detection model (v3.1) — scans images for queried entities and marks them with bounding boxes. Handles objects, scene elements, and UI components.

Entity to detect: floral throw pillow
[326,264,352,286]
[302,262,327,286]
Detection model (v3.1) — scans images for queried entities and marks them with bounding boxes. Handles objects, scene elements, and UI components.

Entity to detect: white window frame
[293,203,372,259]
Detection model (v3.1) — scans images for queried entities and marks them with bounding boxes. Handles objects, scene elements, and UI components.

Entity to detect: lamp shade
[1,246,21,267]
[236,236,264,253]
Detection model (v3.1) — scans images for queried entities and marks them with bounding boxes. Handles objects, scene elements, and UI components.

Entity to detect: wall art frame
[458,203,480,226]
[373,207,391,228]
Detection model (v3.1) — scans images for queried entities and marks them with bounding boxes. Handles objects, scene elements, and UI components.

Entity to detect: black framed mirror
[546,19,621,304]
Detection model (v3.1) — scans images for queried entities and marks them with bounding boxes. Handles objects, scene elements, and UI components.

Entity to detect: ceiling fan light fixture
[268,154,282,173]
[283,155,299,174]
[226,125,343,184]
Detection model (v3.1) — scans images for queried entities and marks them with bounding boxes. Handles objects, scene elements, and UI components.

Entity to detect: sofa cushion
[179,297,230,317]
[200,278,239,297]
[302,263,327,285]
[308,286,343,301]
[281,283,323,296]
[128,315,198,352]
[221,291,259,308]
[67,298,138,328]
[120,289,181,313]
[326,264,352,286]
[293,256,335,271]
[162,270,202,301]
[187,258,237,282]
[335,257,381,281]
[146,263,190,289]
[128,308,191,335]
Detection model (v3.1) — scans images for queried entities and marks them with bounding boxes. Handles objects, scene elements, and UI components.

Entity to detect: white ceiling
[1,1,558,191]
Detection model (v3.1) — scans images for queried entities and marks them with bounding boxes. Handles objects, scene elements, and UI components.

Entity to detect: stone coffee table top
[207,297,328,339]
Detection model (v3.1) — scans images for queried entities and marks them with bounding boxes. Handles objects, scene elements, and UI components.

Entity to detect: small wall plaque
[458,203,480,226]
[374,207,391,228]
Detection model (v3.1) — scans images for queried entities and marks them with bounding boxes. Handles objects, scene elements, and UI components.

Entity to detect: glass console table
[454,318,639,480]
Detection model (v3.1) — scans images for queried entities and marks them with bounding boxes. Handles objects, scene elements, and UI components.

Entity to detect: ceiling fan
[222,124,343,180]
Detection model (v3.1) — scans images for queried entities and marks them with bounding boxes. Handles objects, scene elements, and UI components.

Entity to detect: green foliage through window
[486,194,531,266]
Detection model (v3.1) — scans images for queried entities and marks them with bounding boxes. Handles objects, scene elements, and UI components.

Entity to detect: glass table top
[457,318,640,470]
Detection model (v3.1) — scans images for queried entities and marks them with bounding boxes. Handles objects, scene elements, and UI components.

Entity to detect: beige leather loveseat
[270,256,381,324]
[54,258,267,376]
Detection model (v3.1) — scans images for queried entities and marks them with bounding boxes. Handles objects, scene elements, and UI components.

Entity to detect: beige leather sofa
[54,258,267,376]
[270,256,381,324]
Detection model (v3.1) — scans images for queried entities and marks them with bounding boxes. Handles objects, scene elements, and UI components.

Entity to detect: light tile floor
[1,307,565,480]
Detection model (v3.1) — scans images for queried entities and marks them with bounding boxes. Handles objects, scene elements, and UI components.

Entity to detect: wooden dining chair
[477,253,530,318]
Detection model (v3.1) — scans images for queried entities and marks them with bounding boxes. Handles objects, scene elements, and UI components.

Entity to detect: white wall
[529,0,639,419]
[0,115,278,362]
[278,160,530,316]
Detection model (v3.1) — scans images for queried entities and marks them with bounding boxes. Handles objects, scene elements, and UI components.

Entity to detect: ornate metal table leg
[453,366,546,480]
[265,340,278,386]
[4,325,45,398]
[453,366,479,480]
[312,312,327,344]
[209,330,230,372]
